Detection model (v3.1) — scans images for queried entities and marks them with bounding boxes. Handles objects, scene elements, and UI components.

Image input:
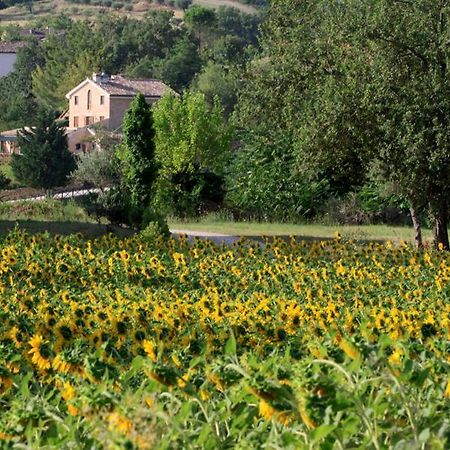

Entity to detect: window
[100,95,104,105]
[74,96,78,105]
[85,116,94,126]
[87,90,91,109]
[73,116,79,128]
[99,116,105,122]
[75,143,81,150]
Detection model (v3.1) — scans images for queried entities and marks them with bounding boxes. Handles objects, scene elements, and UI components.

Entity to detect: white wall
[0,53,17,77]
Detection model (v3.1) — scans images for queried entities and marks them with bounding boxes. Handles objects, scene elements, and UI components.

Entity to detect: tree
[152,39,201,91]
[153,91,232,216]
[175,0,191,10]
[11,113,76,189]
[194,62,239,117]
[154,91,231,176]
[236,0,450,249]
[119,93,157,208]
[183,6,216,47]
[0,41,44,130]
[359,0,450,249]
[71,132,121,191]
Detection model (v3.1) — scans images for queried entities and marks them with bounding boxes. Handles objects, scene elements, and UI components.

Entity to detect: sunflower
[52,354,72,373]
[443,379,450,399]
[143,339,157,362]
[108,412,132,435]
[9,326,23,348]
[258,400,293,426]
[28,335,51,370]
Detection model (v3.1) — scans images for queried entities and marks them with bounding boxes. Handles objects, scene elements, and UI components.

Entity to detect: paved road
[170,229,245,246]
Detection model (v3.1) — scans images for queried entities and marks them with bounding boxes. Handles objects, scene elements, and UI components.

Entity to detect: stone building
[65,73,170,152]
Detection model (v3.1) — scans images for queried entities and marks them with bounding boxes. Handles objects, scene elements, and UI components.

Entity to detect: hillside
[0,0,257,25]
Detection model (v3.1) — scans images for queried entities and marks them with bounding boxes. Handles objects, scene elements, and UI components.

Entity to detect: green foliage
[175,0,191,10]
[184,5,216,30]
[11,113,76,189]
[152,38,201,91]
[226,130,330,221]
[0,172,10,191]
[0,41,44,131]
[154,91,231,176]
[233,0,450,244]
[153,168,225,217]
[0,198,93,222]
[138,210,170,240]
[120,93,157,208]
[153,91,231,216]
[194,61,240,117]
[71,135,121,189]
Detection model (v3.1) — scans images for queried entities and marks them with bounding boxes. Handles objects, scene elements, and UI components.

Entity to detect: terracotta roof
[0,41,26,54]
[95,75,170,97]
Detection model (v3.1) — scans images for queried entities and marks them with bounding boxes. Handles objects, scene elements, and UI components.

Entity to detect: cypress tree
[121,93,157,207]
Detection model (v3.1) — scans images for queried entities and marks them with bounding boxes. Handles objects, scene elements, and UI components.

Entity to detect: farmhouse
[0,128,20,155]
[0,73,170,156]
[66,73,170,152]
[0,41,25,78]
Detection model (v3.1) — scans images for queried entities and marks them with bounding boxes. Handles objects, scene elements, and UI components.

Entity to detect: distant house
[0,41,25,78]
[65,73,171,152]
[0,128,21,155]
[0,73,170,156]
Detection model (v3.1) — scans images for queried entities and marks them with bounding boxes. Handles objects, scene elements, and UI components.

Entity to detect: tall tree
[360,0,450,249]
[120,93,157,207]
[236,0,450,248]
[153,91,231,177]
[11,113,75,189]
[0,41,44,130]
[153,91,232,216]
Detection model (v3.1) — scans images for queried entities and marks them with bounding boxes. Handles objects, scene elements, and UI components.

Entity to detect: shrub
[153,168,225,218]
[0,172,10,191]
[138,210,170,241]
[226,132,330,221]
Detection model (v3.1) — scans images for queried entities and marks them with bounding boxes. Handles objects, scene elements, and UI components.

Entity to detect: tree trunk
[409,207,423,249]
[434,203,450,251]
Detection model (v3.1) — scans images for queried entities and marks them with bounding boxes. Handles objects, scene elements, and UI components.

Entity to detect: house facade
[0,73,169,156]
[0,42,25,77]
[0,129,20,156]
[65,73,170,152]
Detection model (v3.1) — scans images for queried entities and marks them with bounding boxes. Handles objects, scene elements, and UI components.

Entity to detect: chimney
[92,72,110,83]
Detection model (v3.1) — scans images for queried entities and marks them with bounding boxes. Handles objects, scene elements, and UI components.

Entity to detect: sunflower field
[0,229,449,449]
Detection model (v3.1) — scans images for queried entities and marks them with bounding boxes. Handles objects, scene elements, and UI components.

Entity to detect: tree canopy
[120,93,157,207]
[11,113,76,190]
[233,0,450,248]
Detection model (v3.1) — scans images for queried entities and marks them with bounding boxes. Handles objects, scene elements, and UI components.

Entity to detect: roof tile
[96,75,170,97]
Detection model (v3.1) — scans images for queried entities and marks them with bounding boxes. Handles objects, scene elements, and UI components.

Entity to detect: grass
[0,198,135,237]
[0,198,440,243]
[0,0,175,25]
[0,198,93,222]
[0,161,23,188]
[0,0,256,25]
[169,215,437,243]
[0,219,134,237]
[194,0,256,13]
